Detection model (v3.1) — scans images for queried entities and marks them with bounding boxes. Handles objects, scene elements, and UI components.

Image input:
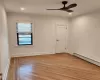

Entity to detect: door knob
[56,40,59,41]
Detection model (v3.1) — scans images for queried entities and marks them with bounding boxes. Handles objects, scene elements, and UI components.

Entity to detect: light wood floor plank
[8,53,100,80]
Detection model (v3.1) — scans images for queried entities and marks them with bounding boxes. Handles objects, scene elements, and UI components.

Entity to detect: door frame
[55,24,68,53]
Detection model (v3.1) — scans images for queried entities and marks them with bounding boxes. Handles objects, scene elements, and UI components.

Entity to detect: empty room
[0,0,100,80]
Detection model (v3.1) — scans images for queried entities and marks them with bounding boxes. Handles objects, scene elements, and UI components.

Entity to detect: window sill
[15,44,34,47]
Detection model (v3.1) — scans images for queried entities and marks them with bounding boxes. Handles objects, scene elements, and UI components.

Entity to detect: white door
[56,25,67,53]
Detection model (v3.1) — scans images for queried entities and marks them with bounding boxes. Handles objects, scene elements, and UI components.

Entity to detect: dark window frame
[16,23,33,46]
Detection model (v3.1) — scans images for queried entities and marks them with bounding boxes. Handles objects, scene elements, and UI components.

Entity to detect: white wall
[7,13,68,57]
[0,5,2,73]
[0,3,10,80]
[68,11,100,62]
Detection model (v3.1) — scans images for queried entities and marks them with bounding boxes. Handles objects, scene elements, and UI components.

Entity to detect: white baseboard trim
[11,52,55,57]
[73,53,100,66]
[2,59,10,80]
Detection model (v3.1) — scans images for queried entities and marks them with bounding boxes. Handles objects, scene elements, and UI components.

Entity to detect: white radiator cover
[73,53,100,66]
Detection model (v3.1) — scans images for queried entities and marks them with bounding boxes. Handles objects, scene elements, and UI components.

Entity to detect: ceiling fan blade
[65,3,77,9]
[66,10,74,12]
[62,9,73,12]
[47,9,61,10]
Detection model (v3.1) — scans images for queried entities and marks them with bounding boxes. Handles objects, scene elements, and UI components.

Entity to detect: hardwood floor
[8,53,100,80]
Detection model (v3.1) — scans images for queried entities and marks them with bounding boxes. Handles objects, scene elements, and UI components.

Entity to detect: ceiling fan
[47,1,77,12]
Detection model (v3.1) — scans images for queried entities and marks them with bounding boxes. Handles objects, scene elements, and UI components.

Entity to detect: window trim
[16,23,33,46]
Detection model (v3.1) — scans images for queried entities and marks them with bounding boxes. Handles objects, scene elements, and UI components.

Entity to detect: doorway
[55,25,67,53]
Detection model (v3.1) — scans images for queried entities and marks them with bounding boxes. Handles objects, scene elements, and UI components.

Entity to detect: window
[16,23,33,45]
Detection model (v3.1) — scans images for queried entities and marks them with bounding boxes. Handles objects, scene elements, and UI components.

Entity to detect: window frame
[16,23,33,46]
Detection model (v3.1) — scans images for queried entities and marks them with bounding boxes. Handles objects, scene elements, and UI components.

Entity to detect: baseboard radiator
[73,53,100,66]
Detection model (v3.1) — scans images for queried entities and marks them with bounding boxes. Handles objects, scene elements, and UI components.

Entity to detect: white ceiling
[3,0,100,17]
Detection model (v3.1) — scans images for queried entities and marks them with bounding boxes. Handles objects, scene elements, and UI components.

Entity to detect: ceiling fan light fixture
[20,7,25,11]
[69,12,72,15]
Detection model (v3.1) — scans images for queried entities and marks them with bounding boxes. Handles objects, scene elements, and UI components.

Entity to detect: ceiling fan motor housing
[62,1,68,8]
[62,1,68,5]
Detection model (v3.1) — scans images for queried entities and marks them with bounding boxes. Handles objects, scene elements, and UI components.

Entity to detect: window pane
[16,23,33,45]
[17,23,32,32]
[18,34,32,45]
[19,34,31,38]
[19,37,32,45]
